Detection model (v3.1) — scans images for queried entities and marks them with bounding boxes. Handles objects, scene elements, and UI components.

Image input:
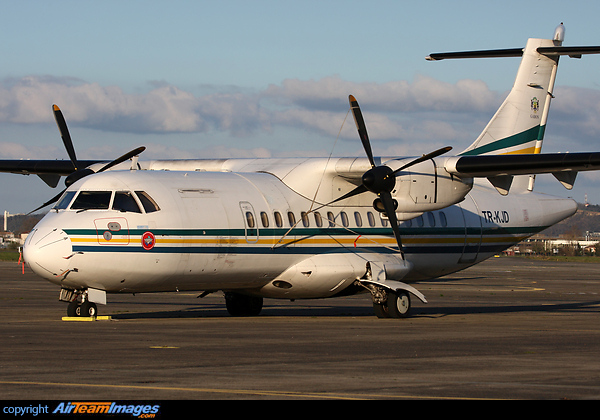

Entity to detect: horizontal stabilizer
[537,46,600,58]
[426,48,523,61]
[426,45,600,61]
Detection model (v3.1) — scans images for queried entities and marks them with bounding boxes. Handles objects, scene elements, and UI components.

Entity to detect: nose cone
[24,228,73,281]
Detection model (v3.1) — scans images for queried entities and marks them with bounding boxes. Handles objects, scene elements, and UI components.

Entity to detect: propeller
[331,95,452,254]
[53,105,78,171]
[28,105,146,214]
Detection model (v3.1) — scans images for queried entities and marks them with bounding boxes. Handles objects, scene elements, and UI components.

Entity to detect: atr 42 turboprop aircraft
[6,24,600,318]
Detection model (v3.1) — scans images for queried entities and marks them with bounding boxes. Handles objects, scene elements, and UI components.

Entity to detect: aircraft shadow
[108,299,600,320]
[413,300,600,318]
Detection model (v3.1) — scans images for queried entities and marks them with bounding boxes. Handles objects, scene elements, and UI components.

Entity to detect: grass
[0,251,21,261]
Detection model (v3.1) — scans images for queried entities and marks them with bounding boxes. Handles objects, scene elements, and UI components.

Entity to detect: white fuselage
[23,160,577,300]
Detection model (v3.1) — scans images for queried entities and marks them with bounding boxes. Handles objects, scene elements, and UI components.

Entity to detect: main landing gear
[370,287,411,319]
[224,292,263,316]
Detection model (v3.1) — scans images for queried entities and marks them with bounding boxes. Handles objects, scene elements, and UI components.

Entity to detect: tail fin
[429,24,600,194]
[459,36,560,157]
[426,23,600,158]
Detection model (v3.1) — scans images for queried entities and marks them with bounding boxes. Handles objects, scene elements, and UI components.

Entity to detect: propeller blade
[97,146,146,173]
[27,188,67,215]
[349,95,375,168]
[328,184,368,206]
[392,146,453,175]
[379,190,403,253]
[52,105,78,170]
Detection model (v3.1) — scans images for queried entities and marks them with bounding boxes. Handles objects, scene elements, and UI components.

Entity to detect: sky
[3,0,600,213]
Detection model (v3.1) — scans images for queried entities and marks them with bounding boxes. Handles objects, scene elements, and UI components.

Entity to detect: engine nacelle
[388,158,472,214]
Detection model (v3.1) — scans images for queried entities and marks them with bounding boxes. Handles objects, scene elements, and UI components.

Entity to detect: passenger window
[53,191,76,210]
[135,191,160,213]
[274,211,283,227]
[314,211,323,227]
[71,191,112,210]
[113,192,142,213]
[245,212,255,228]
[380,215,389,227]
[340,212,349,227]
[427,212,436,227]
[367,212,375,227]
[416,215,424,227]
[327,211,335,227]
[301,212,309,227]
[288,212,296,227]
[439,211,448,227]
[260,212,269,228]
[354,212,362,227]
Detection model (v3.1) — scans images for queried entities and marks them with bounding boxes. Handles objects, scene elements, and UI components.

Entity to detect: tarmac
[1,257,600,400]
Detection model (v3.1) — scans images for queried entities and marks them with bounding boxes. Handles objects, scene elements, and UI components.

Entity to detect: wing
[0,159,106,188]
[444,152,600,194]
[0,160,105,176]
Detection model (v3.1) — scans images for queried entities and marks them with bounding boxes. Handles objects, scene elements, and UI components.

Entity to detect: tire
[372,302,390,318]
[67,301,80,317]
[386,291,411,318]
[225,293,263,316]
[80,301,98,317]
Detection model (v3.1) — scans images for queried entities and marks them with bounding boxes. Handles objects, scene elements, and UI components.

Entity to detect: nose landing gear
[61,288,100,318]
[67,299,98,317]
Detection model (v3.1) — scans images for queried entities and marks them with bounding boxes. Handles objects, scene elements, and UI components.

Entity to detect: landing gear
[387,291,411,318]
[62,288,99,318]
[371,288,411,318]
[66,300,98,317]
[225,292,263,316]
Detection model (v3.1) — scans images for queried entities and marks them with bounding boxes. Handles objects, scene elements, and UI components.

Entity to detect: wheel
[386,291,411,318]
[80,301,98,317]
[225,292,263,316]
[67,301,80,317]
[372,302,390,318]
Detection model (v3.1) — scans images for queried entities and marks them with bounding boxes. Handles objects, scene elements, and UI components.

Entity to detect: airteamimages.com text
[3,402,162,417]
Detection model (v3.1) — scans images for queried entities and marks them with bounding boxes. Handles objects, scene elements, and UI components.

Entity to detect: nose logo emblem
[142,232,155,250]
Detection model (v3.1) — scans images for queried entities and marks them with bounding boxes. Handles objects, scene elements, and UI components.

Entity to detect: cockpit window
[53,191,76,210]
[113,191,142,213]
[135,191,160,213]
[71,191,112,210]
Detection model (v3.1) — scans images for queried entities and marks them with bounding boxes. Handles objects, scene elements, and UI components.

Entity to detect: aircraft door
[239,201,259,244]
[457,195,482,263]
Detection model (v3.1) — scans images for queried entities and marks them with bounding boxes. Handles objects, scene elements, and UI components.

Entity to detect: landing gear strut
[224,292,263,316]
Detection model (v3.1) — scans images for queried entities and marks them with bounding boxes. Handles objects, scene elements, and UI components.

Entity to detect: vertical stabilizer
[428,24,600,194]
[459,37,560,157]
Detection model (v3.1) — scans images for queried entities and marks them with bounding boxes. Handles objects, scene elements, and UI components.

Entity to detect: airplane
[5,23,600,319]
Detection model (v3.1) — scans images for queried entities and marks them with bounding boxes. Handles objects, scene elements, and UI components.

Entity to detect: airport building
[505,235,600,256]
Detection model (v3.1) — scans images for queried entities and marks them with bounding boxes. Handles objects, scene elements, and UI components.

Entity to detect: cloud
[547,86,600,147]
[2,74,600,157]
[264,75,500,114]
[0,76,268,136]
